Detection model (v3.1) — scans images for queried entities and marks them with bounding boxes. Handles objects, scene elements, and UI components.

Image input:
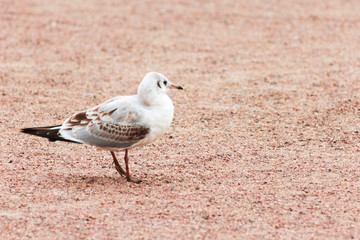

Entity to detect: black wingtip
[21,128,32,133]
[21,127,39,135]
[20,125,80,144]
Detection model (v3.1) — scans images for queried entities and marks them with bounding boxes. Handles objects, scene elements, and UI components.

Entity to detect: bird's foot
[127,176,142,184]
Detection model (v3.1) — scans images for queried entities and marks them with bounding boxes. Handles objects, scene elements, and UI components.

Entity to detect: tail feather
[21,125,80,144]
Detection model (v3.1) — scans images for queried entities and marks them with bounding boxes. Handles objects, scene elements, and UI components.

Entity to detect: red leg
[124,149,141,184]
[110,151,126,176]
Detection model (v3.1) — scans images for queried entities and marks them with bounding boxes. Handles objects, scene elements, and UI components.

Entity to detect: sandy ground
[1,0,360,239]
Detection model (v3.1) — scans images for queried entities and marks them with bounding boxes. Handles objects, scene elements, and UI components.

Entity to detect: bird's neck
[138,89,169,107]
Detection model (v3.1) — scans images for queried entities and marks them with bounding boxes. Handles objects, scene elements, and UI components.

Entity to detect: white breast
[133,94,174,148]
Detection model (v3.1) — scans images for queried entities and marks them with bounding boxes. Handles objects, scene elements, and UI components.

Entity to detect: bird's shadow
[44,172,145,190]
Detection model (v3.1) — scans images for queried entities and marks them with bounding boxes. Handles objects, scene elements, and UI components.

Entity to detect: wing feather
[59,95,150,149]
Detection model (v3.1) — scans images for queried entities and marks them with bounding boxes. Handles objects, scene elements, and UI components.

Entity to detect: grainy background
[1,0,360,239]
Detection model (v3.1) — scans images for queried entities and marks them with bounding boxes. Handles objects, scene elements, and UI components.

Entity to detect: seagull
[21,72,183,183]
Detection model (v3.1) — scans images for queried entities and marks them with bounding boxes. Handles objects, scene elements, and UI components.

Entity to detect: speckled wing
[59,96,150,149]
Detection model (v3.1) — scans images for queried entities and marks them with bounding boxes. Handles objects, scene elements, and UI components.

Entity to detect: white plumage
[21,72,183,183]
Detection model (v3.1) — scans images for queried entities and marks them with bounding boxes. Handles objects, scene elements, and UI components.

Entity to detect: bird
[21,72,183,183]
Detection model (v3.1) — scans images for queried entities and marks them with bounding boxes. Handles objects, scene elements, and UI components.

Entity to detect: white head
[137,72,183,106]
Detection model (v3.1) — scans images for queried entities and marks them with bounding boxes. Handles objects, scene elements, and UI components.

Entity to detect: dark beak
[170,85,184,90]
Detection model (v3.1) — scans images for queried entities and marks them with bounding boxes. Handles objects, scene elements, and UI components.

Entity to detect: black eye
[163,80,167,85]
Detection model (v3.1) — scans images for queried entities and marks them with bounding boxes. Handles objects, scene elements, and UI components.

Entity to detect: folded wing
[59,96,150,149]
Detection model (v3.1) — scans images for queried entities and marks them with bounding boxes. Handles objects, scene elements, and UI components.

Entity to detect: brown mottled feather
[88,121,149,142]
